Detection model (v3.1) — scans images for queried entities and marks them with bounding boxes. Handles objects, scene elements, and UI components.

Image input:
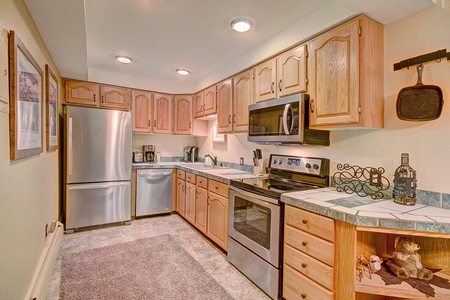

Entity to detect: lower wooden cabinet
[195,176,208,234]
[176,170,186,216]
[207,180,229,251]
[184,172,196,224]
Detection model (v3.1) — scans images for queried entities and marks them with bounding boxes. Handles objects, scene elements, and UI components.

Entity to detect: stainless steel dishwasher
[136,169,173,217]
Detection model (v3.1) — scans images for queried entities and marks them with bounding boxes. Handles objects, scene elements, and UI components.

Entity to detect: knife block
[253,159,265,175]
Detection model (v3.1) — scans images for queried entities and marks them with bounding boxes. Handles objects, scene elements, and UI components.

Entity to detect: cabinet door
[153,93,172,134]
[254,59,277,102]
[203,85,217,116]
[277,44,307,97]
[216,79,233,133]
[185,181,196,224]
[194,91,204,118]
[308,19,360,127]
[173,95,193,135]
[195,186,208,234]
[100,85,131,110]
[207,191,228,251]
[233,69,253,132]
[64,80,100,107]
[176,178,185,216]
[132,90,152,133]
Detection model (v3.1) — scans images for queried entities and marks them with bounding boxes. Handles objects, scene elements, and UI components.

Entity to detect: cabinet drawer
[285,205,335,243]
[177,170,185,180]
[196,176,208,189]
[208,180,228,198]
[285,225,334,266]
[186,172,196,184]
[284,244,334,291]
[283,264,333,300]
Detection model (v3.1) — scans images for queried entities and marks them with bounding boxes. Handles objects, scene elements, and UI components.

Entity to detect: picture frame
[45,64,58,151]
[9,31,43,160]
[212,122,226,143]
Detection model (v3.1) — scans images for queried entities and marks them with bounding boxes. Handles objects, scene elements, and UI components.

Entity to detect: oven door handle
[282,104,294,135]
[229,186,280,206]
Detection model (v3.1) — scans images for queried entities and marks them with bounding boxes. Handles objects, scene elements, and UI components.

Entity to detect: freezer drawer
[66,181,131,229]
[136,169,173,217]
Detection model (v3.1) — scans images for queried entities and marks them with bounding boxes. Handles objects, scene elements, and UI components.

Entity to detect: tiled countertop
[132,162,264,184]
[282,187,450,234]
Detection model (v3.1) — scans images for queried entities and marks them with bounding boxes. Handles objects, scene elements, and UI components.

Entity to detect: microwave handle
[282,104,294,134]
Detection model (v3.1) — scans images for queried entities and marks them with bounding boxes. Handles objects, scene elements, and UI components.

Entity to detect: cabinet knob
[301,263,307,268]
[301,294,307,299]
[302,219,308,224]
[302,241,307,247]
[310,99,314,113]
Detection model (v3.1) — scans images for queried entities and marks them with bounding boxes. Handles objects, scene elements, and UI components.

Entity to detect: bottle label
[393,177,412,196]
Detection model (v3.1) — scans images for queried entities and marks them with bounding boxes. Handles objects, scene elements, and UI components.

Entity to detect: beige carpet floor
[60,234,233,299]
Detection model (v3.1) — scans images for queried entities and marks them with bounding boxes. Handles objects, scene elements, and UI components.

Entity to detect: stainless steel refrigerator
[65,105,132,230]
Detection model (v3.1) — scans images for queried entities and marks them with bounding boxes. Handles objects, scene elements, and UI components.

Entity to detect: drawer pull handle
[302,219,308,224]
[301,263,307,268]
[301,294,307,299]
[302,241,307,247]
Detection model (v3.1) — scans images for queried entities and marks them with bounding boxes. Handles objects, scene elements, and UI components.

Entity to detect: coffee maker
[183,146,198,162]
[143,145,156,163]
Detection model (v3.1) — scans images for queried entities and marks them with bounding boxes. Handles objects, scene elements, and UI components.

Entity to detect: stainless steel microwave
[248,93,330,146]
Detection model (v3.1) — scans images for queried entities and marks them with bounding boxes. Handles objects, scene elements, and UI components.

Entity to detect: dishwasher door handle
[138,171,173,179]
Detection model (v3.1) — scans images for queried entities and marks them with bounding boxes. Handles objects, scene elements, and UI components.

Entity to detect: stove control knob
[313,164,319,170]
[278,160,283,165]
[305,163,311,168]
[272,159,277,165]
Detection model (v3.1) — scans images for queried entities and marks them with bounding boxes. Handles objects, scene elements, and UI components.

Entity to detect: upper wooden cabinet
[64,79,131,110]
[233,69,254,132]
[216,78,233,133]
[100,85,131,110]
[195,85,217,118]
[254,44,307,102]
[153,93,172,134]
[308,15,384,129]
[173,95,193,135]
[132,90,153,133]
[64,80,100,107]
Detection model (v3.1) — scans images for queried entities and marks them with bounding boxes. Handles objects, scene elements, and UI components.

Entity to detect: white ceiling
[24,0,435,93]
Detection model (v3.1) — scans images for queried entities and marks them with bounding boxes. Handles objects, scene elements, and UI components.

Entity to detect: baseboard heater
[25,220,64,300]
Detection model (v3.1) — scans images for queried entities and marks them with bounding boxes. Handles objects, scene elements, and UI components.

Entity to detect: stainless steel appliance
[183,146,198,162]
[248,93,330,146]
[65,106,132,230]
[136,169,173,217]
[228,154,330,299]
[143,145,156,163]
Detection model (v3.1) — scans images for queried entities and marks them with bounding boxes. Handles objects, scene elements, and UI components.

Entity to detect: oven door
[229,186,280,267]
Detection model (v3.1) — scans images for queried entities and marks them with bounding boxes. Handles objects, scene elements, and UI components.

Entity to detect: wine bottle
[392,153,417,205]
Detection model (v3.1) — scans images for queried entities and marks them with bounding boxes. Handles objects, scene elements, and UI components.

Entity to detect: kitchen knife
[256,149,262,159]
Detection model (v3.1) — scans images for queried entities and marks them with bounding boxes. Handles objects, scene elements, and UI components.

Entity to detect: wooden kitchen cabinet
[132,90,153,133]
[254,44,307,102]
[173,95,208,136]
[153,93,172,134]
[100,85,131,110]
[207,180,229,251]
[308,15,384,129]
[232,69,254,132]
[64,79,100,107]
[216,78,233,133]
[195,176,208,234]
[184,172,196,224]
[176,170,186,216]
[194,85,217,118]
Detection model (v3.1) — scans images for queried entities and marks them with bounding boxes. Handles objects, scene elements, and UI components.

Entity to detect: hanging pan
[396,63,444,121]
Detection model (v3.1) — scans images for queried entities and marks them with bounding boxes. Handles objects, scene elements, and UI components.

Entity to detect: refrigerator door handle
[68,182,131,190]
[68,117,73,176]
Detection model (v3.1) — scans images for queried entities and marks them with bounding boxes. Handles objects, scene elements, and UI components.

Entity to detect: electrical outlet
[369,168,382,187]
[240,157,244,165]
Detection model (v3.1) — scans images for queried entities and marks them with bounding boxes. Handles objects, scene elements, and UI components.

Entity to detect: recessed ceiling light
[176,68,190,76]
[116,55,133,64]
[231,18,253,33]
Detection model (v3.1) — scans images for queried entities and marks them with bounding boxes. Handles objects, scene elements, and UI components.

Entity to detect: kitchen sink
[179,163,229,170]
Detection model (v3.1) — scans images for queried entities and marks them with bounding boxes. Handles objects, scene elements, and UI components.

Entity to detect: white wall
[0,1,61,299]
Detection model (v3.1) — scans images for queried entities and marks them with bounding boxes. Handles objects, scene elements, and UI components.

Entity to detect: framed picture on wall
[9,30,43,160]
[45,64,58,151]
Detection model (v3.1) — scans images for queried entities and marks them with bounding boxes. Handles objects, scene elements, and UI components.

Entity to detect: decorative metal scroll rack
[332,164,390,200]
[393,48,449,71]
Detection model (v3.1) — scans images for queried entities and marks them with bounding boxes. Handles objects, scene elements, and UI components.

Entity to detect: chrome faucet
[204,153,217,166]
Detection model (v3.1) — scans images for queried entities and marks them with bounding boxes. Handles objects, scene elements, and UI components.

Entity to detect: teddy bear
[386,236,433,281]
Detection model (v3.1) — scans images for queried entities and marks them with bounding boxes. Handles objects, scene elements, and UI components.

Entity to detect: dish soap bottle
[392,153,417,205]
